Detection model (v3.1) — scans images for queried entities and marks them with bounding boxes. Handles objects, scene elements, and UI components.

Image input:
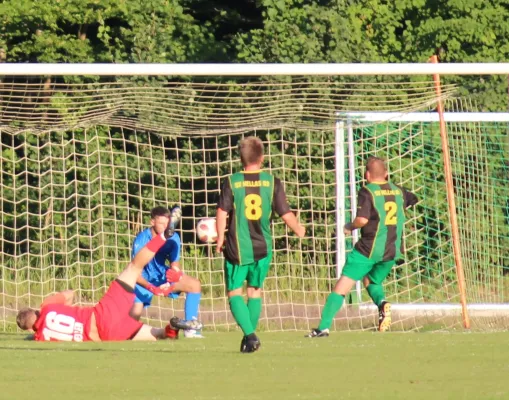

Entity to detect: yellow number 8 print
[384,201,397,225]
[245,194,262,220]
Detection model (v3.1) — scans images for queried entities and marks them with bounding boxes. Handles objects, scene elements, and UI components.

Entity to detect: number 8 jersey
[355,182,418,262]
[218,170,291,265]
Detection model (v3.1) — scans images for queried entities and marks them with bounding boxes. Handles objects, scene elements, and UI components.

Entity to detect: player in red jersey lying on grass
[16,229,201,342]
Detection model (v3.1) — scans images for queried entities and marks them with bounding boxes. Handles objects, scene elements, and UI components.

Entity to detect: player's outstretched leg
[118,233,167,289]
[378,301,391,332]
[305,292,344,338]
[131,318,184,341]
[306,275,356,338]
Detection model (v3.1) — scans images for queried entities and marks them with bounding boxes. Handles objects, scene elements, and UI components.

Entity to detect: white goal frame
[337,111,509,316]
[1,62,509,328]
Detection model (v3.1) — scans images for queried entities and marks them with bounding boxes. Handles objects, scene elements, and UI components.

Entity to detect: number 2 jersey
[217,170,291,265]
[355,182,418,262]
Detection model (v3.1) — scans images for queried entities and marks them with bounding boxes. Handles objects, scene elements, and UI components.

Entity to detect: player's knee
[129,304,143,321]
[228,288,243,298]
[190,276,201,292]
[334,275,356,295]
[247,286,261,297]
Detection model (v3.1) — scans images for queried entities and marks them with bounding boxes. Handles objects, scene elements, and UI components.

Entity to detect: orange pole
[429,55,471,329]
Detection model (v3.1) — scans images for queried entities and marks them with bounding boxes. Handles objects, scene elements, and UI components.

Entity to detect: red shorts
[94,280,143,341]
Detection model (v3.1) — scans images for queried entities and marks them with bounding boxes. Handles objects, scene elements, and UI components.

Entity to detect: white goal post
[337,111,509,323]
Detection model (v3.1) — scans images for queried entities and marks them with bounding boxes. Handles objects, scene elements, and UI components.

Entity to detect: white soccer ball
[196,217,217,243]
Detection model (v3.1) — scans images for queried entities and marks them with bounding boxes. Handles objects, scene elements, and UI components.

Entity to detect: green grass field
[0,331,507,400]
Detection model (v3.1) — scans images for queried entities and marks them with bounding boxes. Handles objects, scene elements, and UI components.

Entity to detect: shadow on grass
[0,346,245,354]
[0,347,107,352]
[0,341,243,354]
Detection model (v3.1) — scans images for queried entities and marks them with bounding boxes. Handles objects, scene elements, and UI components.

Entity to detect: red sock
[165,325,179,339]
[146,234,165,252]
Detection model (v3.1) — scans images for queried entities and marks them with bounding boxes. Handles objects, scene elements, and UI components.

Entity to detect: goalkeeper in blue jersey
[129,206,203,338]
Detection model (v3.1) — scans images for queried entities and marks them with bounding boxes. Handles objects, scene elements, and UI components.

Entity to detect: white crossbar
[2,63,509,76]
[341,112,509,122]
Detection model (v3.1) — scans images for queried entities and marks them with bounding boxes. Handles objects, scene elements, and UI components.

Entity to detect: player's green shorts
[224,254,272,291]
[341,249,395,284]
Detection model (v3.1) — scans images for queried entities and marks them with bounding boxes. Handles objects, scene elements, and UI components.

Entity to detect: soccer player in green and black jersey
[216,136,305,353]
[307,157,418,337]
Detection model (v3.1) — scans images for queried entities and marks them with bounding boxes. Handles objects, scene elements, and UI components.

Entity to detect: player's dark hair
[239,136,264,167]
[365,156,387,180]
[151,206,171,219]
[16,308,37,330]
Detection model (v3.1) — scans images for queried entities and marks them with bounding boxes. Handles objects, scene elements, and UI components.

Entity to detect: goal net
[340,108,509,331]
[0,71,506,332]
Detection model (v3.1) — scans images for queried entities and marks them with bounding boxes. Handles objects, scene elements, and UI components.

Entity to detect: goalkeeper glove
[146,284,165,296]
[147,284,174,296]
[160,285,174,296]
[166,269,183,283]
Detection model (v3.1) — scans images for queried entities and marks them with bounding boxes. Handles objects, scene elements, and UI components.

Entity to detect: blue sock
[185,292,201,321]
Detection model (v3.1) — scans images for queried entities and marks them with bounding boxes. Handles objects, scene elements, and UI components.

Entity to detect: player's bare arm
[41,289,75,307]
[281,212,305,238]
[216,207,228,253]
[136,275,151,289]
[170,261,181,272]
[344,217,369,235]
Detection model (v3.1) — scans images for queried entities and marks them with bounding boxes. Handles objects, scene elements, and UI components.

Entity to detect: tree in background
[0,0,217,64]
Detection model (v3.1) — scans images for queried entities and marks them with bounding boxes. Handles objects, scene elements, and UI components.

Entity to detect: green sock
[318,292,344,330]
[366,284,385,307]
[247,297,262,331]
[229,296,254,336]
